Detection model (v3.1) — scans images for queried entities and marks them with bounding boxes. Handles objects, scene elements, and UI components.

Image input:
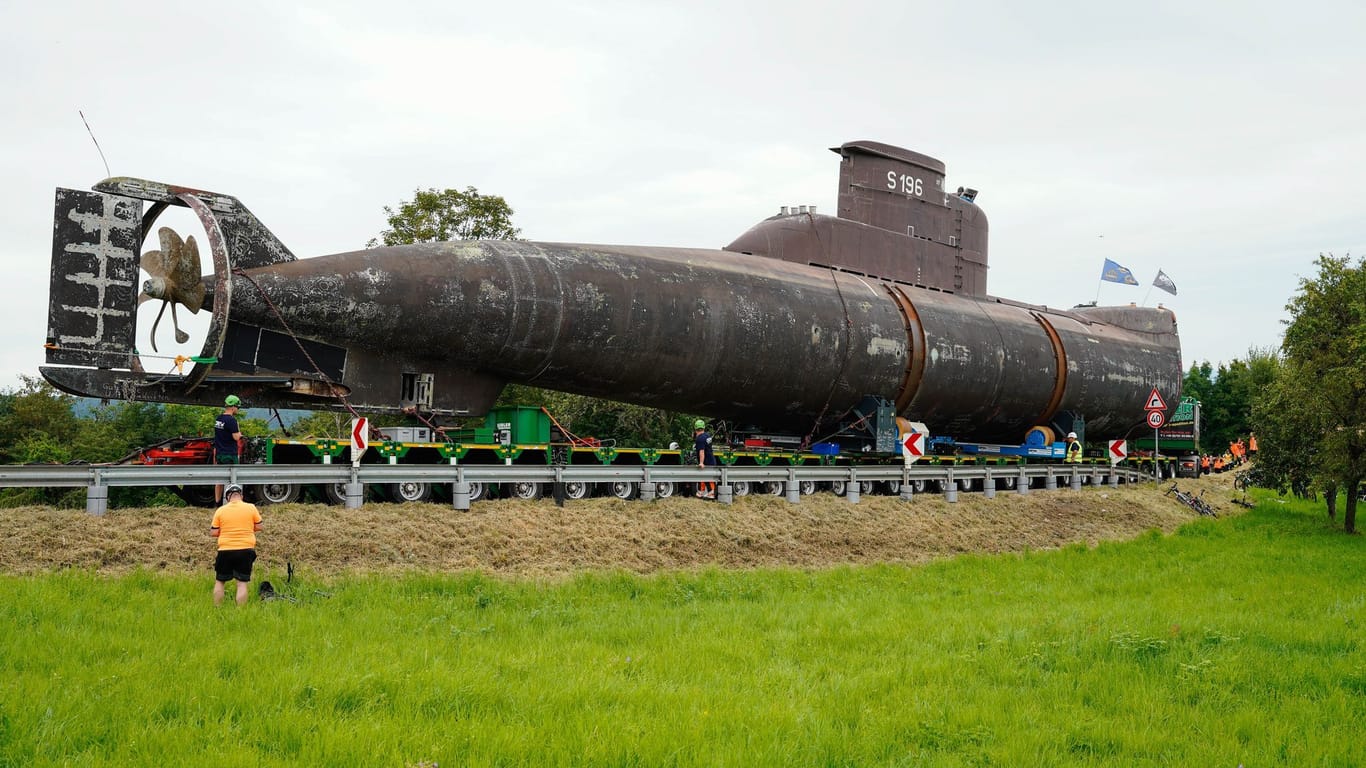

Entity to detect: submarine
[41,140,1183,444]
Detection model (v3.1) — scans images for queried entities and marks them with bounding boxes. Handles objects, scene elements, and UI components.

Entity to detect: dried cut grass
[0,471,1242,578]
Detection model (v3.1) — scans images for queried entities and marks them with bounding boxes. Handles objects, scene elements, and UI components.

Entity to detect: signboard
[901,431,925,464]
[1146,410,1166,429]
[1144,388,1168,412]
[1108,439,1128,466]
[350,417,369,464]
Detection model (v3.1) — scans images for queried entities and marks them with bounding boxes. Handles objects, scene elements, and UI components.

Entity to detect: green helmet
[694,419,706,430]
[224,395,241,407]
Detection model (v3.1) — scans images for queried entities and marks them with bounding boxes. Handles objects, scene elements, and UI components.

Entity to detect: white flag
[1153,270,1178,296]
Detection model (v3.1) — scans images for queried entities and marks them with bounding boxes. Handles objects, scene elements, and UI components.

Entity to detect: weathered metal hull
[225,240,1182,441]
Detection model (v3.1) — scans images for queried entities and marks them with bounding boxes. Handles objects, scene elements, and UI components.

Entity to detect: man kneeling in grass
[210,484,263,606]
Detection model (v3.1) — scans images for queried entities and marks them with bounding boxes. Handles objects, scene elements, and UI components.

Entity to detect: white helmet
[1067,432,1078,439]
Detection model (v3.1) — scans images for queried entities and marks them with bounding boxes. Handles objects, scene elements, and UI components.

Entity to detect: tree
[1253,254,1366,532]
[367,187,521,248]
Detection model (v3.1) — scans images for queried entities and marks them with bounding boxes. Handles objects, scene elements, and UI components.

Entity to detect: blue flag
[1100,258,1139,285]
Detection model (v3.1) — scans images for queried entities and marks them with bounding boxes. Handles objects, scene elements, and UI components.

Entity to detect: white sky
[3,0,1364,391]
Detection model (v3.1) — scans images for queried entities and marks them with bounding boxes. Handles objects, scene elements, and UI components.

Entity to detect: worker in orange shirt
[1249,433,1258,455]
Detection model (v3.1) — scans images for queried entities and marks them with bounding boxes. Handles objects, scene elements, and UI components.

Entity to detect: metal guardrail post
[944,468,958,503]
[1045,469,1057,491]
[785,467,799,504]
[640,467,656,502]
[846,468,860,503]
[1070,469,1082,491]
[1017,467,1030,495]
[345,483,364,509]
[86,484,108,516]
[1109,469,1120,488]
[983,468,996,499]
[453,482,471,511]
[717,467,732,504]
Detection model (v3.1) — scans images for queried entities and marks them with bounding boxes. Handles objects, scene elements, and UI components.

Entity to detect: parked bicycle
[1166,483,1218,517]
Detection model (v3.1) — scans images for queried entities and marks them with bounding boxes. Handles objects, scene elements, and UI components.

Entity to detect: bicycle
[1166,483,1218,517]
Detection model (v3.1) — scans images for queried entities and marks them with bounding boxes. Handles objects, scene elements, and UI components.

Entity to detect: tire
[761,481,784,496]
[998,475,1017,490]
[562,481,590,500]
[254,482,301,505]
[860,480,876,495]
[655,481,676,499]
[608,481,638,500]
[732,481,752,497]
[799,480,816,496]
[910,479,928,494]
[511,481,542,500]
[467,481,488,502]
[387,481,432,504]
[172,485,219,508]
[883,480,902,495]
[322,481,350,506]
[830,480,848,496]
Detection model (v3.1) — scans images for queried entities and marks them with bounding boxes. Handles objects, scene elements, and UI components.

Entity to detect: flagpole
[1141,284,1153,307]
[1095,235,1105,304]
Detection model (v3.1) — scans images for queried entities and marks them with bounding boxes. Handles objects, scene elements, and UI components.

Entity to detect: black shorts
[215,548,256,582]
[215,453,240,465]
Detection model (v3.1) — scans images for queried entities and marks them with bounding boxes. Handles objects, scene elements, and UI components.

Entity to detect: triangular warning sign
[1144,388,1167,412]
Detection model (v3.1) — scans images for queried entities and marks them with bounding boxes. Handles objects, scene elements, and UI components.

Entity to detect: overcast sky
[3,0,1363,394]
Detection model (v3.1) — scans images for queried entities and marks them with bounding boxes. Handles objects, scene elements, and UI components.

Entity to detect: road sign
[1146,410,1166,429]
[901,431,925,457]
[1144,388,1168,412]
[1108,439,1128,465]
[350,417,369,463]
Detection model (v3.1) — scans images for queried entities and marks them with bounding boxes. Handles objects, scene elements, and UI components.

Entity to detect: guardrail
[0,461,1154,515]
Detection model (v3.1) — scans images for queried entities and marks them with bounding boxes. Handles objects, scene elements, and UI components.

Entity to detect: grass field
[2,488,1363,766]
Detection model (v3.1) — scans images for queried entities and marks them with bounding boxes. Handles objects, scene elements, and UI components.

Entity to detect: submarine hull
[226,239,1182,442]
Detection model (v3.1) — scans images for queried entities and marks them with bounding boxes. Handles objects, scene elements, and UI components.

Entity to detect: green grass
[3,491,1364,766]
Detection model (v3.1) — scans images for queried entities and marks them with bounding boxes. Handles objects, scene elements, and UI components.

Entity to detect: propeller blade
[173,235,206,313]
[149,299,169,354]
[140,249,168,279]
[170,302,190,344]
[158,227,184,265]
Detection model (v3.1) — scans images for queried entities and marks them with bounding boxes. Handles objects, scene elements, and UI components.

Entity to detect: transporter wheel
[655,481,676,499]
[387,481,433,504]
[608,481,638,500]
[829,480,848,496]
[799,480,816,496]
[511,481,542,500]
[322,481,357,505]
[933,479,957,493]
[562,481,591,500]
[761,481,784,496]
[998,475,1017,490]
[467,481,489,502]
[732,481,752,497]
[884,480,902,495]
[172,485,218,508]
[253,482,301,505]
[860,480,876,496]
[910,479,928,494]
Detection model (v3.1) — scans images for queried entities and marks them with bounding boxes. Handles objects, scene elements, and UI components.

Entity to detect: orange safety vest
[1249,435,1258,452]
